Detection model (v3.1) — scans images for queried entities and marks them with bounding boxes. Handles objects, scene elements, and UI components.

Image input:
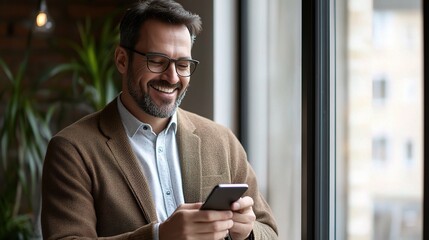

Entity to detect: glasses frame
[122,46,199,77]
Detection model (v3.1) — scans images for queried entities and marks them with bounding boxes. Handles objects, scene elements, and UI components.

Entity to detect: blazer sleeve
[226,129,279,239]
[179,109,279,239]
[41,136,155,240]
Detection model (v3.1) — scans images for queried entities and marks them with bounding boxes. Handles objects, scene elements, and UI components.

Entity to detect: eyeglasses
[122,46,199,77]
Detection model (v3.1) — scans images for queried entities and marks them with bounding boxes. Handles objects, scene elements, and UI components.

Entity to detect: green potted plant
[48,15,121,112]
[0,54,55,239]
[0,8,122,238]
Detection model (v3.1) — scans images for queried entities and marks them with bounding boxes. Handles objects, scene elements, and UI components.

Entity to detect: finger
[230,206,256,239]
[195,229,230,240]
[229,221,254,240]
[232,208,256,223]
[231,196,254,211]
[172,206,233,226]
[190,219,234,234]
[176,202,203,210]
[160,209,233,238]
[193,209,233,222]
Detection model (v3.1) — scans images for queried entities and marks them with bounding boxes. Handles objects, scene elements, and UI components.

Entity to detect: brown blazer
[41,98,278,239]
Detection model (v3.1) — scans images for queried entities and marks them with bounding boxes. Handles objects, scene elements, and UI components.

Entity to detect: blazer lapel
[177,109,202,203]
[99,98,158,223]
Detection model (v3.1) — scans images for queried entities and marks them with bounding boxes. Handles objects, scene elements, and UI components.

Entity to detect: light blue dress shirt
[117,97,184,239]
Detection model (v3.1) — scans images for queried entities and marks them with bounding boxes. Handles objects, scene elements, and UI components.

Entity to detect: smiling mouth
[150,82,181,94]
[151,84,177,93]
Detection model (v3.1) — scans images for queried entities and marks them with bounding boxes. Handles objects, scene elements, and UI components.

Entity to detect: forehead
[137,19,192,55]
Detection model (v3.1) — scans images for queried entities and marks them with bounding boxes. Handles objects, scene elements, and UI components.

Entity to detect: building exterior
[343,0,423,239]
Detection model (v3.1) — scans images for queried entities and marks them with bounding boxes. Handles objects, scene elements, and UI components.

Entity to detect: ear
[114,46,128,74]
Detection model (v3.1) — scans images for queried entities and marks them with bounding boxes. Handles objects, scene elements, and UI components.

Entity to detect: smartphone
[200,183,249,210]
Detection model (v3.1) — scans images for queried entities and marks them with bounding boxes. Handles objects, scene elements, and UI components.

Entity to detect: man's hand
[159,203,233,240]
[229,196,256,240]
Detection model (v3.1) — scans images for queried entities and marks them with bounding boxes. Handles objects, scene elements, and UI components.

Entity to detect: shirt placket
[155,132,177,217]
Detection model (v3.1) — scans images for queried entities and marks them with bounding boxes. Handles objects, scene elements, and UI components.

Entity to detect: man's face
[126,20,193,118]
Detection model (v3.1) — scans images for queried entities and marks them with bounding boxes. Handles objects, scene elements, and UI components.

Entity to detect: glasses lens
[146,55,169,73]
[144,53,197,77]
[175,60,196,77]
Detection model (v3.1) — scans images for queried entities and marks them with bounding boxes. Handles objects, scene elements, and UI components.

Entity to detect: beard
[127,74,188,118]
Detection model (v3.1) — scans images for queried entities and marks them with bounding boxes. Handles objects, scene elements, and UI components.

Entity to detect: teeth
[153,85,175,93]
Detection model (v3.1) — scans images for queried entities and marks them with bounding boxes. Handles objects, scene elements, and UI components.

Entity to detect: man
[41,0,278,239]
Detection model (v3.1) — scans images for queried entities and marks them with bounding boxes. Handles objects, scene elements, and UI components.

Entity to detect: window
[241,0,424,238]
[372,74,388,103]
[372,136,388,163]
[405,140,414,165]
[373,200,422,240]
[335,0,423,239]
[372,12,392,49]
[242,1,302,239]
[373,201,393,239]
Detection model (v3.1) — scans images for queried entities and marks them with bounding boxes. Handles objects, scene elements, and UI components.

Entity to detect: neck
[120,93,170,135]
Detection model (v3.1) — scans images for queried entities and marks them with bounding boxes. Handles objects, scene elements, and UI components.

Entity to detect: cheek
[181,78,191,89]
[130,65,152,89]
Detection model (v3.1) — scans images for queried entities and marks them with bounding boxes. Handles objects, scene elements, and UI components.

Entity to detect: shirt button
[143,126,148,130]
[166,191,171,195]
[158,147,163,153]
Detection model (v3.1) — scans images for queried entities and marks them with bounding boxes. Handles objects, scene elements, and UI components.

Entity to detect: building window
[373,202,393,240]
[373,200,422,240]
[373,75,388,104]
[372,136,388,163]
[405,140,414,165]
[372,11,391,49]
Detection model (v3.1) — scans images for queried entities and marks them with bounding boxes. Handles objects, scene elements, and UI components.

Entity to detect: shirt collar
[117,95,177,138]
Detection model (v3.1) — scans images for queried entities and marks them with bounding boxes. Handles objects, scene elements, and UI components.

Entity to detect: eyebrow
[145,51,193,60]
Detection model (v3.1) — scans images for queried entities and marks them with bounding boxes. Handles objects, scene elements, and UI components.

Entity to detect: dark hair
[119,0,202,49]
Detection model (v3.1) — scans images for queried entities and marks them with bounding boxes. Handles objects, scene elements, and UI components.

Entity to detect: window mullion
[302,0,332,239]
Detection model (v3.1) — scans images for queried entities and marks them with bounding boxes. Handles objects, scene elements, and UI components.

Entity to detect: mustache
[148,79,182,90]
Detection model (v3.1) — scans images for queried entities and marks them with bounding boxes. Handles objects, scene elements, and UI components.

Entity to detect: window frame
[302,0,428,239]
[239,0,427,238]
[301,0,333,239]
[423,0,428,239]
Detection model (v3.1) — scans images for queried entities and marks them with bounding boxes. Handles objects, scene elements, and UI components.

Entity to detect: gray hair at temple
[119,0,202,49]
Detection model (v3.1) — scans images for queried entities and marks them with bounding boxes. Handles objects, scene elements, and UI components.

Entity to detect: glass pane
[243,1,301,239]
[335,0,423,239]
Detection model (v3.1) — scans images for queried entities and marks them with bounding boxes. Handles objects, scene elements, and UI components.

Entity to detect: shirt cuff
[153,222,160,240]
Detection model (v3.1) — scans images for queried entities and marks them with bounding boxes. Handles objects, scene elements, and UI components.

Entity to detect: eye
[148,56,168,66]
[177,61,191,69]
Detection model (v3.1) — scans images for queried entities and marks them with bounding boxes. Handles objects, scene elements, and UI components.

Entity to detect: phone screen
[200,183,249,210]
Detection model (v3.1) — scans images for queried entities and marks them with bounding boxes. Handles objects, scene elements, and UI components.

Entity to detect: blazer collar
[176,109,202,203]
[99,98,158,223]
[99,99,204,222]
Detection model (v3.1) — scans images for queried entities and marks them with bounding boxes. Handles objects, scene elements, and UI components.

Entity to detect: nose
[162,61,181,84]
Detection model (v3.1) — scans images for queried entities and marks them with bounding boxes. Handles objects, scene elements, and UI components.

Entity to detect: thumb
[177,202,203,210]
